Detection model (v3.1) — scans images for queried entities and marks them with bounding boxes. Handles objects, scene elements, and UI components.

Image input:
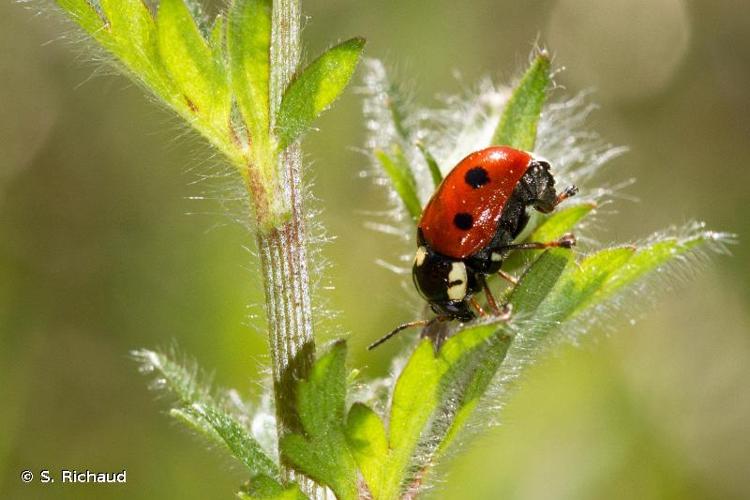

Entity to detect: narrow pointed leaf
[596,230,724,303]
[157,0,229,127]
[183,405,280,479]
[362,58,414,145]
[211,15,226,66]
[509,248,574,315]
[492,51,552,150]
[55,0,105,35]
[228,0,272,141]
[99,0,170,95]
[530,202,596,243]
[375,147,422,222]
[133,350,278,479]
[417,141,443,188]
[538,247,635,323]
[277,38,365,149]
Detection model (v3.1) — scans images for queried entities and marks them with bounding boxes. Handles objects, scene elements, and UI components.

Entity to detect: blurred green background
[2,0,749,498]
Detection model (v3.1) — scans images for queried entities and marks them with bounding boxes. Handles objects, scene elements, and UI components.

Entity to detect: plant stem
[257,0,320,495]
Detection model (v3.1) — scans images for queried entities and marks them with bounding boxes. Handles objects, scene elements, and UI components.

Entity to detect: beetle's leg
[497,269,519,286]
[555,185,579,206]
[480,276,502,315]
[470,297,487,317]
[497,233,576,252]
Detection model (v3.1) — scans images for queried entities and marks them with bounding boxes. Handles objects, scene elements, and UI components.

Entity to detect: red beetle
[370,146,577,349]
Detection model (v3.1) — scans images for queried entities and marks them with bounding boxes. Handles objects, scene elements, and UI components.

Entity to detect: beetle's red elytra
[419,147,533,259]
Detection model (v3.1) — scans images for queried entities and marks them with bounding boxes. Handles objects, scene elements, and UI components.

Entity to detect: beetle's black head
[412,244,480,322]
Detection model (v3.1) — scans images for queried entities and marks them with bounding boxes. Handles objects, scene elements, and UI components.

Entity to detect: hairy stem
[256,0,320,495]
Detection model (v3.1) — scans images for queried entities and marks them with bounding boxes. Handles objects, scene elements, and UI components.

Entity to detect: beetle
[369,145,578,350]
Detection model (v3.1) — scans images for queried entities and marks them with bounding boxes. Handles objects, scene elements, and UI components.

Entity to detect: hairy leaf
[211,14,226,57]
[595,229,728,305]
[536,247,635,325]
[416,141,443,188]
[280,342,358,500]
[98,0,171,96]
[133,350,278,479]
[492,51,552,150]
[375,147,422,222]
[238,475,307,500]
[530,202,596,243]
[55,0,105,35]
[277,38,365,149]
[345,403,388,499]
[361,58,413,146]
[380,320,516,498]
[228,0,272,142]
[157,0,229,129]
[181,404,279,479]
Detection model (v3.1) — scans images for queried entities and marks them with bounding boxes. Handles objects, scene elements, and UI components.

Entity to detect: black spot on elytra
[465,166,490,188]
[453,212,473,230]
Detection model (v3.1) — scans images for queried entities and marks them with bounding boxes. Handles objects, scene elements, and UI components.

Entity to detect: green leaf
[211,14,226,56]
[416,141,443,188]
[362,58,413,143]
[375,146,422,222]
[492,51,552,150]
[277,38,366,149]
[179,405,279,479]
[509,249,574,315]
[157,0,229,129]
[595,231,719,304]
[345,403,388,500]
[380,321,514,498]
[238,476,307,500]
[98,0,171,96]
[537,247,635,324]
[529,202,596,243]
[228,0,272,143]
[133,350,279,480]
[280,341,358,500]
[55,0,106,35]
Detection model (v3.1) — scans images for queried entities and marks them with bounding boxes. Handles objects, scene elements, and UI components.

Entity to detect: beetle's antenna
[368,316,450,350]
[368,320,431,350]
